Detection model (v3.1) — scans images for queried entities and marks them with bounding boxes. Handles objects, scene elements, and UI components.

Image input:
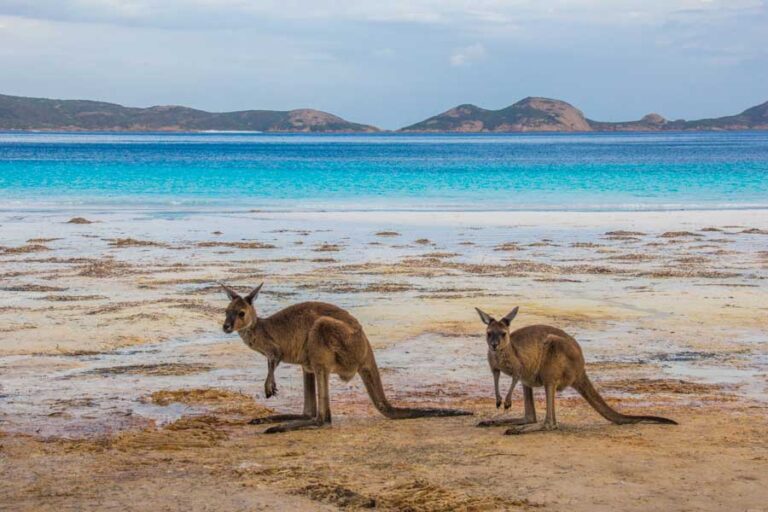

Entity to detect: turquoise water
[0,131,767,211]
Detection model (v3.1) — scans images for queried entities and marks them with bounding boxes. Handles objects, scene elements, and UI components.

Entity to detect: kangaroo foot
[263,418,327,434]
[504,422,557,435]
[477,417,536,428]
[249,414,311,425]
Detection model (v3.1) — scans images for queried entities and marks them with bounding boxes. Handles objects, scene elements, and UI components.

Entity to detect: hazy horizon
[1,0,766,129]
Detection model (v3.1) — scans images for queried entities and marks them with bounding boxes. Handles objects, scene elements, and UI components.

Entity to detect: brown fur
[220,283,471,433]
[475,306,677,435]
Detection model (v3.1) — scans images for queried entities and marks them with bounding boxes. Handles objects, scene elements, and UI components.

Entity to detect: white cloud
[0,0,766,128]
[450,43,486,66]
[0,1,762,29]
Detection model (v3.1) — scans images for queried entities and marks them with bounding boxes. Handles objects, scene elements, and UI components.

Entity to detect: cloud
[0,1,762,29]
[0,0,766,128]
[450,43,486,66]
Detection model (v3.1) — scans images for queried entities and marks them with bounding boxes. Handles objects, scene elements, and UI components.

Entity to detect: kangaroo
[475,306,677,435]
[220,283,472,433]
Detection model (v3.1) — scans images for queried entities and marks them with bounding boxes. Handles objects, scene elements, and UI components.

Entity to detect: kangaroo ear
[220,282,239,301]
[244,282,263,304]
[475,307,494,325]
[501,306,519,326]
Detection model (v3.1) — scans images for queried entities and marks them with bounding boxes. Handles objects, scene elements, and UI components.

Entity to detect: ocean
[1,131,767,211]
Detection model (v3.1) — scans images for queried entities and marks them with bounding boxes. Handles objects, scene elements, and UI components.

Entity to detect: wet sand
[1,208,767,510]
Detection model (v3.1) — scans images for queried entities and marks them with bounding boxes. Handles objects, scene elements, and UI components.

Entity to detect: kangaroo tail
[358,354,472,419]
[573,373,677,425]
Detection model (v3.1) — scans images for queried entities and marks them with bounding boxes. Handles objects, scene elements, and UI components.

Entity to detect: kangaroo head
[475,306,519,352]
[220,282,263,333]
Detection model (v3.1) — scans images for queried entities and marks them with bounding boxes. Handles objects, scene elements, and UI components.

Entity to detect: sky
[0,0,766,129]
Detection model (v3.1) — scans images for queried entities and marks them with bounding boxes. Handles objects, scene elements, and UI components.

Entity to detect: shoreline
[2,205,768,221]
[250,208,768,228]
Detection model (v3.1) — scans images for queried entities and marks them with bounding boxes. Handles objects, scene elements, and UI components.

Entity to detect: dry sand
[1,209,766,510]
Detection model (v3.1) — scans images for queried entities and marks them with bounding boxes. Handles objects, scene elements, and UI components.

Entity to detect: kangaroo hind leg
[505,383,557,435]
[302,369,317,417]
[263,372,327,434]
[263,316,344,434]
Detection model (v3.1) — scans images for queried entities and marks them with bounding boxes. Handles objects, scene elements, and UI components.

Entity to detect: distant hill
[401,97,768,132]
[401,97,592,132]
[3,92,767,133]
[587,113,670,132]
[0,94,379,132]
[671,100,768,131]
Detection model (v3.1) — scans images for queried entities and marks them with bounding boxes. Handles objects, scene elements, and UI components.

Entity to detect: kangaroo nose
[223,323,232,333]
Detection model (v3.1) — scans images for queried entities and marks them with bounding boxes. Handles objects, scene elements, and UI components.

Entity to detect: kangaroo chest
[241,330,309,367]
[241,331,281,361]
[489,350,518,377]
[242,335,268,356]
[495,346,544,388]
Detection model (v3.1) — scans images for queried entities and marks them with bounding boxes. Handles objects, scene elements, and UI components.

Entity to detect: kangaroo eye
[238,311,245,318]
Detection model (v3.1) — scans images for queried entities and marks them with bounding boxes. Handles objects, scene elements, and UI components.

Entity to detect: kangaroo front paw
[264,380,277,399]
[503,400,512,410]
[496,399,502,409]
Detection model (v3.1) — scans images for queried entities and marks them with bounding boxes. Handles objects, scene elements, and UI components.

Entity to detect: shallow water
[2,131,768,211]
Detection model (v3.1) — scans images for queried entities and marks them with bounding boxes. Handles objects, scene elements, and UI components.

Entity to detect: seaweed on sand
[66,217,93,224]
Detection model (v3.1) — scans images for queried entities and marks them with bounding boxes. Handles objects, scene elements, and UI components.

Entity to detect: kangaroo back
[574,374,677,425]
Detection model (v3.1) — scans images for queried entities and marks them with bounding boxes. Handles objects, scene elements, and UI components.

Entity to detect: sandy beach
[1,207,767,511]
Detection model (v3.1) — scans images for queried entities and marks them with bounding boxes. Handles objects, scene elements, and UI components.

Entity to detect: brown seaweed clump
[66,217,93,224]
[147,388,274,419]
[26,238,61,243]
[196,241,276,249]
[77,259,133,278]
[149,388,255,406]
[606,253,656,262]
[601,378,723,395]
[108,238,165,248]
[313,243,343,252]
[660,231,703,238]
[605,230,646,236]
[495,242,522,252]
[2,284,67,292]
[110,416,228,451]
[86,363,213,377]
[2,244,51,254]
